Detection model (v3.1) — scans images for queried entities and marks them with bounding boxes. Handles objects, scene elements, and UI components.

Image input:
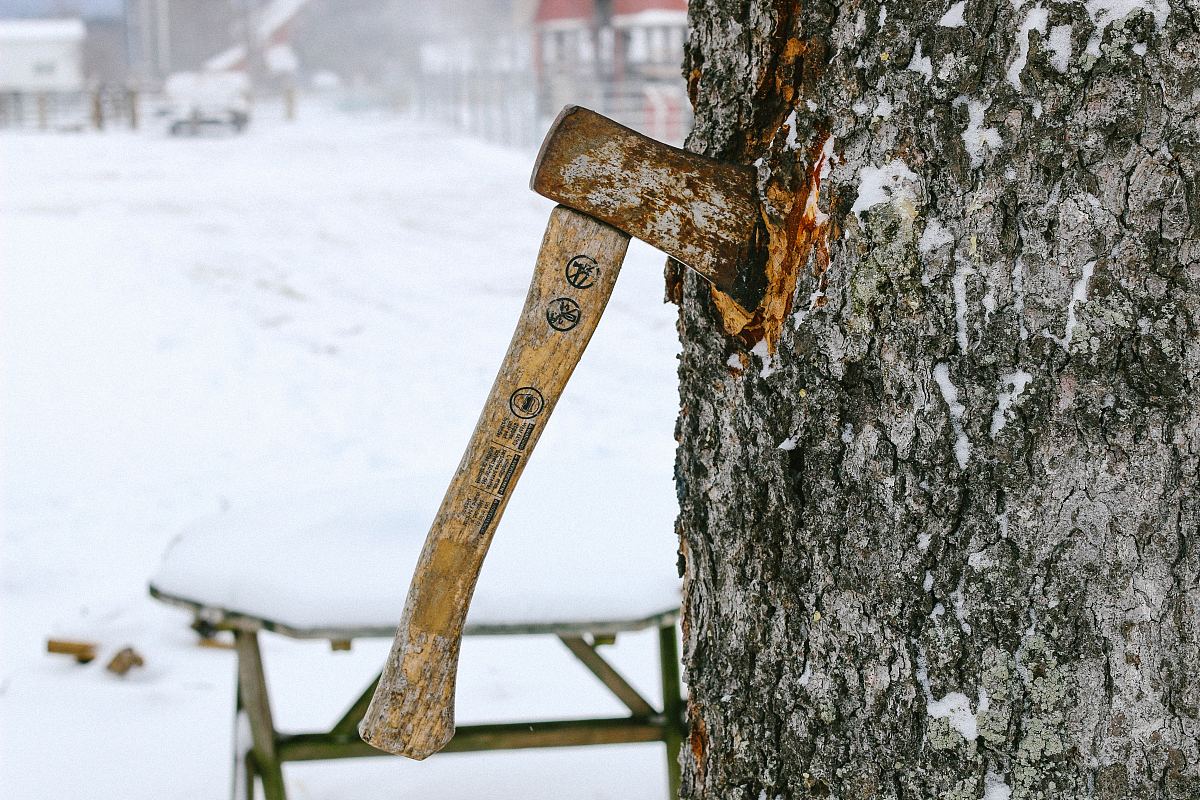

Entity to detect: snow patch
[1043,260,1095,350]
[1048,24,1073,72]
[778,435,798,451]
[783,109,801,149]
[1008,6,1049,90]
[1084,0,1170,57]
[933,363,971,468]
[923,571,934,591]
[928,692,981,738]
[875,96,894,119]
[952,259,974,351]
[1064,260,1096,347]
[939,1,967,27]
[751,338,778,378]
[907,40,933,82]
[968,550,994,570]
[916,649,988,741]
[954,96,1001,169]
[990,370,1033,437]
[851,159,922,223]
[919,218,953,253]
[984,770,1013,800]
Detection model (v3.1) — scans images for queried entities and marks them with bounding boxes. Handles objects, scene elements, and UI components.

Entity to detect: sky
[0,0,122,19]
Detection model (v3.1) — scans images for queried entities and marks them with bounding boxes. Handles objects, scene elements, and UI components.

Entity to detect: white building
[0,19,86,93]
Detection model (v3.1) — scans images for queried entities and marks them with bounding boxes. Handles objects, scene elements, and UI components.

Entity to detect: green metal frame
[145,585,684,800]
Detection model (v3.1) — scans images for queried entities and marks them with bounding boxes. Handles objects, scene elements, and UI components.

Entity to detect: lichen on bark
[673,1,1200,798]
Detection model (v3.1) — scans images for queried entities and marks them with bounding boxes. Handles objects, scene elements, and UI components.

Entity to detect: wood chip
[105,646,145,676]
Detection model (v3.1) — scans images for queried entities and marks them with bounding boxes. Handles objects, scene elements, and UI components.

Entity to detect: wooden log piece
[46,639,98,664]
[359,205,631,759]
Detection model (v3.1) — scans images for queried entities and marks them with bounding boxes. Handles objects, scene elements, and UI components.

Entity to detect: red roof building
[535,0,595,24]
[532,0,689,142]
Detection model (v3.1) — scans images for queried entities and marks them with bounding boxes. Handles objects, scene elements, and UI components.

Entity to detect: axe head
[531,106,761,303]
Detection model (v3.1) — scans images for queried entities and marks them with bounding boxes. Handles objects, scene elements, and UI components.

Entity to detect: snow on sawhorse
[148,473,684,800]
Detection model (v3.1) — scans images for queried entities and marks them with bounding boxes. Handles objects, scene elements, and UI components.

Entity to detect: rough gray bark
[672,1,1200,798]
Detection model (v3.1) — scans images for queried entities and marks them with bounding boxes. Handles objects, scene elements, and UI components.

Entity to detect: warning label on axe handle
[472,444,522,497]
[494,418,536,451]
[458,491,502,537]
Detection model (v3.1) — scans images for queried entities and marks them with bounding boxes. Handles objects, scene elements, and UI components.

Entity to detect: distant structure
[531,0,688,142]
[204,0,306,85]
[123,0,307,87]
[124,0,239,83]
[0,18,86,94]
[415,0,691,147]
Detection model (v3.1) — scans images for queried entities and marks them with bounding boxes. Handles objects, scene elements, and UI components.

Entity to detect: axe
[359,106,759,759]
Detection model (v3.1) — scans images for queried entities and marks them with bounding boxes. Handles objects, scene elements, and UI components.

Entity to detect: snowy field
[0,107,682,798]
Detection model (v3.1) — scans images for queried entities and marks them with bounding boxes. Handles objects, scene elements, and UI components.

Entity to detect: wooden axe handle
[359,206,631,759]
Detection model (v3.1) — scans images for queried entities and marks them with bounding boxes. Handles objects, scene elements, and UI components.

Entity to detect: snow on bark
[954,96,1002,169]
[934,363,972,467]
[849,159,921,223]
[1007,5,1049,89]
[989,370,1033,437]
[676,0,1200,798]
[938,1,967,28]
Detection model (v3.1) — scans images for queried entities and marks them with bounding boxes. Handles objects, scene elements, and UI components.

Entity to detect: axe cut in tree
[358,106,761,759]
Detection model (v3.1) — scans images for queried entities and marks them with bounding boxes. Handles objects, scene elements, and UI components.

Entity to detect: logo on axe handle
[565,254,599,289]
[545,297,582,331]
[508,387,544,419]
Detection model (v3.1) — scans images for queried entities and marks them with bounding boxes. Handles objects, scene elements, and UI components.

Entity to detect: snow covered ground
[0,106,682,798]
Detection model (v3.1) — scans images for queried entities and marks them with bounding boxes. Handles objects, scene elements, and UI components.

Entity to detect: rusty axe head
[531,106,761,304]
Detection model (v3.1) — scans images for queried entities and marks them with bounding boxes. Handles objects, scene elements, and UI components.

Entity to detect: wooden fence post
[91,90,104,131]
[127,88,139,130]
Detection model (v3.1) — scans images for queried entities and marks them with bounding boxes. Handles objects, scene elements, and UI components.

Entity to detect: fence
[413,32,693,150]
[0,87,143,131]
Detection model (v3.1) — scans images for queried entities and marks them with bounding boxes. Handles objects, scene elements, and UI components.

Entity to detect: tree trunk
[672,2,1200,798]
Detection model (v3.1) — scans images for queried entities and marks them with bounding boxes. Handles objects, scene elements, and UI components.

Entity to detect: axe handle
[359,206,631,759]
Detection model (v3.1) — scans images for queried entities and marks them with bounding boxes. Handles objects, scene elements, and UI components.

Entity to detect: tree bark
[673,2,1200,798]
